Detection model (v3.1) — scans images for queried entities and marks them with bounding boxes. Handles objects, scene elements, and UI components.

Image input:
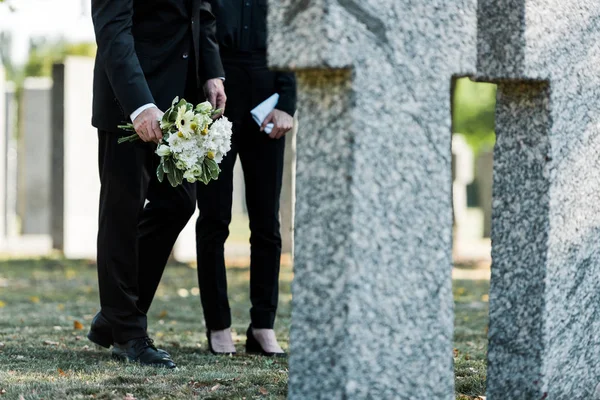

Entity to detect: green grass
[454,279,489,399]
[0,259,488,399]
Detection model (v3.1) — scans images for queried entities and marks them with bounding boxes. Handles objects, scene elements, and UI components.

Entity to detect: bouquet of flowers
[118,97,233,187]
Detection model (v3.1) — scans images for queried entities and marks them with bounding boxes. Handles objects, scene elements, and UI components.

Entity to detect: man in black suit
[88,0,226,368]
[195,0,296,356]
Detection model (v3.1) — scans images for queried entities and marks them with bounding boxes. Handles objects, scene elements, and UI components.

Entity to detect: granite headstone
[478,1,600,398]
[269,1,476,398]
[19,77,53,236]
[51,57,99,259]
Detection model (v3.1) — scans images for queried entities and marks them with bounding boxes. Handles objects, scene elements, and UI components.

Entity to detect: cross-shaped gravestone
[269,1,476,398]
[479,2,600,398]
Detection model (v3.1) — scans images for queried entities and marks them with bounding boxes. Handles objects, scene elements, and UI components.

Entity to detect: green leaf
[157,162,165,182]
[162,158,171,173]
[167,171,178,187]
[204,158,221,180]
[176,98,187,109]
[174,166,184,186]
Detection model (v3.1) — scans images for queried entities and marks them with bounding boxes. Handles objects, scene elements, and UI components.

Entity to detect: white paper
[251,93,279,134]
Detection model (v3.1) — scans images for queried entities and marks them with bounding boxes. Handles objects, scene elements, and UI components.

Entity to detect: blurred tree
[24,39,96,78]
[452,77,497,154]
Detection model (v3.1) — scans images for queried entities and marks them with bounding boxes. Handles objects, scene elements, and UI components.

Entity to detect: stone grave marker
[19,77,53,236]
[478,1,600,398]
[268,1,476,398]
[51,57,99,259]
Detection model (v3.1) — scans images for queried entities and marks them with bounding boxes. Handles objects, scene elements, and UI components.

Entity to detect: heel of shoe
[207,332,236,356]
[88,330,112,349]
[245,327,263,354]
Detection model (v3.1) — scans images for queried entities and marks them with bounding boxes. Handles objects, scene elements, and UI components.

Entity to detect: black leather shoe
[87,312,113,349]
[87,312,170,357]
[245,326,287,358]
[207,332,236,356]
[112,337,176,369]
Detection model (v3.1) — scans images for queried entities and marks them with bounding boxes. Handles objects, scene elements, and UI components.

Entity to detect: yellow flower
[178,132,184,138]
[201,128,209,136]
[190,122,198,132]
[207,151,215,160]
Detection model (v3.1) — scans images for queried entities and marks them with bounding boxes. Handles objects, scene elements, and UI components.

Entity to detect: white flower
[194,114,212,134]
[175,105,195,138]
[156,145,171,157]
[195,101,213,114]
[183,169,197,183]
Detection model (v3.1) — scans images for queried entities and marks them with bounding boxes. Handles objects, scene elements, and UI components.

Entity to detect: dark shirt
[213,0,297,115]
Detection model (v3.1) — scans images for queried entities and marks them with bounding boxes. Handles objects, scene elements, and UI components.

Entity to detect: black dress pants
[97,132,196,343]
[196,56,285,330]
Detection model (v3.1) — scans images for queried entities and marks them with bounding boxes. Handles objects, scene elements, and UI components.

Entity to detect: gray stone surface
[478,2,600,398]
[19,77,53,236]
[269,1,476,398]
[51,57,100,259]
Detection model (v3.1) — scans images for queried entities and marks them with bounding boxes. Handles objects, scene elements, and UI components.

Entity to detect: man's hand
[262,109,294,139]
[133,107,164,143]
[203,78,227,118]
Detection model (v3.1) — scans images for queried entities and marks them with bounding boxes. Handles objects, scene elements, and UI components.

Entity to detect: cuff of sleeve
[130,103,157,122]
[276,97,296,117]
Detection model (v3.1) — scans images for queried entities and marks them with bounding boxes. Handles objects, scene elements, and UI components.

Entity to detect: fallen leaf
[123,394,137,400]
[0,343,5,349]
[73,320,84,330]
[259,387,268,395]
[0,388,6,395]
[43,341,59,346]
[177,288,189,298]
[481,294,489,302]
[191,287,200,296]
[53,326,63,331]
[81,345,90,351]
[0,301,5,308]
[209,384,221,392]
[158,310,168,319]
[57,304,65,311]
[75,336,82,341]
[453,348,459,357]
[58,368,66,376]
[29,296,40,304]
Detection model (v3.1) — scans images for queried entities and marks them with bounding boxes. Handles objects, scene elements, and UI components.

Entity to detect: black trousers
[97,131,196,343]
[196,57,285,330]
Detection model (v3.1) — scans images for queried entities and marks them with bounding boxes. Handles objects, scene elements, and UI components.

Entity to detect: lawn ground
[0,258,488,399]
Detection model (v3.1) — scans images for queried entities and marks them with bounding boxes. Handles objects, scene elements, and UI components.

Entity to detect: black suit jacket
[91,0,225,132]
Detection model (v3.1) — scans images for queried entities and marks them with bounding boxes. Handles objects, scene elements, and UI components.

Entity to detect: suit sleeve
[199,0,225,82]
[275,72,297,116]
[92,0,155,116]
